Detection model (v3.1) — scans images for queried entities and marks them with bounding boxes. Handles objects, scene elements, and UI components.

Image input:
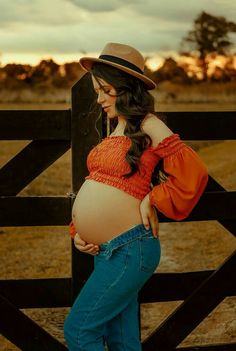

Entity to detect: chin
[107,113,117,119]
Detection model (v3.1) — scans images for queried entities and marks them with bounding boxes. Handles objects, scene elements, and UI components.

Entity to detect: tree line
[0,11,235,89]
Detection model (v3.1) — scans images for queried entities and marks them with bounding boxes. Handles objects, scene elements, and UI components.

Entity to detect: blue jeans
[64,223,161,350]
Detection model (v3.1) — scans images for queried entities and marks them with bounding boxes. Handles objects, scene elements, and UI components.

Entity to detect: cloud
[68,0,236,22]
[68,0,141,13]
[128,0,236,23]
[69,0,120,12]
[0,1,184,54]
[0,0,235,60]
[0,0,83,27]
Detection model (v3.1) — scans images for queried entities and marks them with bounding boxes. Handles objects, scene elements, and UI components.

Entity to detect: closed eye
[94,88,111,95]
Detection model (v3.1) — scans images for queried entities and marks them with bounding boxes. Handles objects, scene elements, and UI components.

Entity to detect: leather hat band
[99,54,143,74]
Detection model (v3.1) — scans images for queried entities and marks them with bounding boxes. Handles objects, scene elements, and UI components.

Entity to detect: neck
[109,116,127,136]
[117,115,126,128]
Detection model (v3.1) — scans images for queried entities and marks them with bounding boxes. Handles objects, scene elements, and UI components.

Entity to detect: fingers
[74,234,100,256]
[150,215,159,238]
[143,210,159,238]
[74,233,86,246]
[140,193,159,238]
[76,243,100,256]
[74,242,100,255]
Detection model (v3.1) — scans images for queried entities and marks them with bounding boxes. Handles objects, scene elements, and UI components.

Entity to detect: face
[92,75,118,119]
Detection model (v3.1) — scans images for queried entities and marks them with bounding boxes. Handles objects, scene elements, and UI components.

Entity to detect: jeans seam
[103,232,152,256]
[139,238,142,272]
[139,237,159,273]
[76,244,130,348]
[120,313,125,351]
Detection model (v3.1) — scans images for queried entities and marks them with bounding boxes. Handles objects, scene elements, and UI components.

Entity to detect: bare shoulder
[141,113,174,147]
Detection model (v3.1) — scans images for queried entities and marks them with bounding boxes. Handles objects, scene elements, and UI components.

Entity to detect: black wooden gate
[0,72,235,350]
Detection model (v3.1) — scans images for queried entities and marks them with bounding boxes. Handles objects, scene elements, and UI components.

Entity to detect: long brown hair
[91,62,167,183]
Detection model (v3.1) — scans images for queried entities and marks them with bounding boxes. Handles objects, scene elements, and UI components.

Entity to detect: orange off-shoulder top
[69,133,208,238]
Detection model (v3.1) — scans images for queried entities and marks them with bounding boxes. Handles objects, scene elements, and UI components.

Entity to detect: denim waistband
[99,223,154,256]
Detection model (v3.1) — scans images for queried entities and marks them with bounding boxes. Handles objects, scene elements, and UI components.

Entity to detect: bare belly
[72,180,143,244]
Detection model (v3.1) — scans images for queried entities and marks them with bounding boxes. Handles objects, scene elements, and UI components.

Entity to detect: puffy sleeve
[69,221,77,239]
[149,133,208,220]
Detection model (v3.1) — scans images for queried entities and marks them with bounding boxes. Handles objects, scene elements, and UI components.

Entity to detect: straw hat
[79,42,156,90]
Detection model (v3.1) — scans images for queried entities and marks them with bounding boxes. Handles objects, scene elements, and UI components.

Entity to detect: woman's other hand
[140,193,159,238]
[74,233,100,256]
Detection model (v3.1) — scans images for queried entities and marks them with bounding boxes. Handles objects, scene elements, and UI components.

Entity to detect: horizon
[1,1,235,72]
[0,52,235,73]
[0,51,179,71]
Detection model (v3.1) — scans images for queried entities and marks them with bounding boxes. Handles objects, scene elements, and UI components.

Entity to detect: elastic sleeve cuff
[69,221,77,239]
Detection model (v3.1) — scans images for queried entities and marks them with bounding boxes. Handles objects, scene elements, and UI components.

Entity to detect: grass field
[0,102,235,350]
[1,80,236,107]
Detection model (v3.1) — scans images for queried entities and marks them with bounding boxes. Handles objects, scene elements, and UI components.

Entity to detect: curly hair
[90,62,167,184]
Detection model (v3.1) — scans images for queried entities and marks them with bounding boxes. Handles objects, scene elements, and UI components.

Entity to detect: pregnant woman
[64,42,209,351]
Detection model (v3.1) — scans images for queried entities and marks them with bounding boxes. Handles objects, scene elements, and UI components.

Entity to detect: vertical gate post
[70,71,101,301]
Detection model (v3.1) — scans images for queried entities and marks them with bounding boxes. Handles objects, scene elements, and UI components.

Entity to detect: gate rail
[0,72,235,350]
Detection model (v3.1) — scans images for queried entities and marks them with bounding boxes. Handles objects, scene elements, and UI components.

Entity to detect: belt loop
[105,250,113,260]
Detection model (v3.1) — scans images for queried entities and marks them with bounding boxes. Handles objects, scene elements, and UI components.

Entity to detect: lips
[103,106,110,112]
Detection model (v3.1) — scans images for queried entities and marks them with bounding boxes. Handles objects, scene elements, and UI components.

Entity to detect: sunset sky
[0,0,235,69]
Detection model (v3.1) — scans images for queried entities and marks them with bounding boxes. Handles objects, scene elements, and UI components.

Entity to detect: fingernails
[152,230,158,237]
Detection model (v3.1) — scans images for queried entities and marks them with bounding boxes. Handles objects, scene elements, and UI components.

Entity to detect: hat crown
[79,42,156,90]
[100,43,145,72]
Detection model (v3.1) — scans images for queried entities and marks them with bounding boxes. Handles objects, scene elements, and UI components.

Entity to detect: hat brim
[79,57,156,90]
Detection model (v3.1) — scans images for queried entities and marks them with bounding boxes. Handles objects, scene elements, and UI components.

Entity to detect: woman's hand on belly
[74,233,100,256]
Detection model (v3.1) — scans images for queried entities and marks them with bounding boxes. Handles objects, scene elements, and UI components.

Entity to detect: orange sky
[1,1,235,71]
[0,52,170,70]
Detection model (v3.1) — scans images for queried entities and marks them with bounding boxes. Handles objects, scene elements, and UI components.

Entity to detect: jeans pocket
[139,236,161,273]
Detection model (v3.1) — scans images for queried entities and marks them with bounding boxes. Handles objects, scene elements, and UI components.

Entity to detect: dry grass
[0,81,236,106]
[153,81,236,105]
[0,103,235,350]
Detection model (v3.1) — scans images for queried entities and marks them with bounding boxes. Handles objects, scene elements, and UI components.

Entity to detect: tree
[182,11,236,80]
[30,59,60,87]
[153,58,190,84]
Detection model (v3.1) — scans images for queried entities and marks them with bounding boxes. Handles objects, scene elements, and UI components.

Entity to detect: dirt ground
[0,105,235,350]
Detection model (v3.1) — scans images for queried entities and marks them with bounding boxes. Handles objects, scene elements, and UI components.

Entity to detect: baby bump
[72,180,143,245]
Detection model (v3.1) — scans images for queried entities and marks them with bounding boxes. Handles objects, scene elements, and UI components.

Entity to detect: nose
[97,90,105,105]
